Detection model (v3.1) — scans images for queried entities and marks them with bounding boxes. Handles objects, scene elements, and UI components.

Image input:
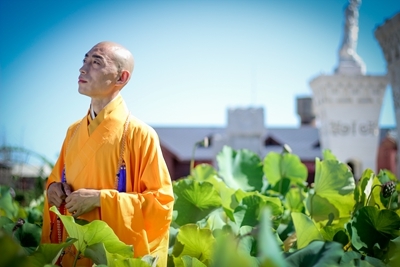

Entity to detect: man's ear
[117,70,130,85]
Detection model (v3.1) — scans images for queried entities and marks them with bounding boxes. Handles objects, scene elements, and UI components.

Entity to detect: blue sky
[1,0,399,163]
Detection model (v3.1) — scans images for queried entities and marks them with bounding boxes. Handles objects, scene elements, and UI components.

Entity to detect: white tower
[375,13,400,179]
[309,0,388,178]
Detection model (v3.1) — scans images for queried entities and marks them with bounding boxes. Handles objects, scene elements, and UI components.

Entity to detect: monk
[41,41,174,267]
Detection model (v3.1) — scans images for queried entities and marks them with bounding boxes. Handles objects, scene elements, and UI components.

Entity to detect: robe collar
[87,94,123,135]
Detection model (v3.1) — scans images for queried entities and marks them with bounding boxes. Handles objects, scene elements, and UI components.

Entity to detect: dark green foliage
[284,241,344,267]
[2,146,400,267]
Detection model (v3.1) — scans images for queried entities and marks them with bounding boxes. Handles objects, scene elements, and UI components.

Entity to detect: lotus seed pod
[382,181,396,198]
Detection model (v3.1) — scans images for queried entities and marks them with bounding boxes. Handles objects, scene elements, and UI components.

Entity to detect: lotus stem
[309,193,314,219]
[344,241,352,251]
[190,144,197,176]
[190,137,209,176]
[73,251,80,267]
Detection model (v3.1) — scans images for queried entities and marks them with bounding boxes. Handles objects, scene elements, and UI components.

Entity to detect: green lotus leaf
[234,190,282,213]
[306,158,355,222]
[237,226,257,255]
[212,232,259,267]
[192,164,234,202]
[199,208,232,234]
[84,242,150,267]
[49,206,132,258]
[140,255,158,267]
[217,146,264,191]
[191,164,218,182]
[263,152,281,187]
[381,169,398,182]
[322,149,337,161]
[284,186,306,213]
[350,206,400,255]
[189,164,238,222]
[353,169,375,212]
[340,251,386,267]
[291,212,323,249]
[84,242,114,266]
[173,179,221,226]
[0,216,13,227]
[233,192,283,229]
[233,188,251,204]
[384,236,400,266]
[270,177,292,197]
[306,194,340,223]
[0,186,18,220]
[332,229,349,247]
[192,169,236,220]
[233,206,247,228]
[112,257,155,267]
[258,208,286,267]
[26,207,43,224]
[3,220,42,255]
[28,238,77,266]
[263,152,308,189]
[314,158,355,194]
[236,224,284,259]
[13,221,42,255]
[320,225,342,242]
[0,230,31,267]
[181,255,207,267]
[0,216,14,229]
[218,185,236,221]
[172,224,215,267]
[284,241,343,267]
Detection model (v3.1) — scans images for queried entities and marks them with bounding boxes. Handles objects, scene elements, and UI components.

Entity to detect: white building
[309,0,388,178]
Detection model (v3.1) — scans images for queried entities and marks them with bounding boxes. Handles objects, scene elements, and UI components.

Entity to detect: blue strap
[61,168,66,183]
[117,161,126,192]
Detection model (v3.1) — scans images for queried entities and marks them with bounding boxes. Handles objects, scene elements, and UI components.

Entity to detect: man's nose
[79,65,87,74]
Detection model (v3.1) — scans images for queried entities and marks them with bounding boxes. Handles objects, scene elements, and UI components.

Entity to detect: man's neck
[90,93,120,115]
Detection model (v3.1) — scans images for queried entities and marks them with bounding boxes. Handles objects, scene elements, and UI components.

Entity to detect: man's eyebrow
[84,53,104,60]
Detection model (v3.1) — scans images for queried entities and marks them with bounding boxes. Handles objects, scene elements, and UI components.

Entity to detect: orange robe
[41,95,174,267]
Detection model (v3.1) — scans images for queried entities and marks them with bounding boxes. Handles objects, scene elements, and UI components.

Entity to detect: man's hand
[47,182,72,208]
[65,189,101,218]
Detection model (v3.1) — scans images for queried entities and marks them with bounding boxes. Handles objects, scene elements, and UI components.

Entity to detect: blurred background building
[154,2,399,181]
[375,13,400,179]
[1,2,398,187]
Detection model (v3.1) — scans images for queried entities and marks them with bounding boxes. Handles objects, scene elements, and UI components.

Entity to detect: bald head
[93,41,134,84]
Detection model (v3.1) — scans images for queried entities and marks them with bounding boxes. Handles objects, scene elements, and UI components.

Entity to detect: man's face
[78,44,120,98]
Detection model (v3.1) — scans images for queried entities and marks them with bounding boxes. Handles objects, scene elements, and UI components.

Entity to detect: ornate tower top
[335,0,366,75]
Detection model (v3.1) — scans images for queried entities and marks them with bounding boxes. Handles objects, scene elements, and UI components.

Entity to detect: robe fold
[41,95,174,267]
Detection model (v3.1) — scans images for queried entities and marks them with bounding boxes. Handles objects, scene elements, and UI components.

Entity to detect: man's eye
[93,60,100,65]
[82,59,86,63]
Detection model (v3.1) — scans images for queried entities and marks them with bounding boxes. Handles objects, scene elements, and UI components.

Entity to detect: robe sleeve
[41,123,77,243]
[98,123,174,264]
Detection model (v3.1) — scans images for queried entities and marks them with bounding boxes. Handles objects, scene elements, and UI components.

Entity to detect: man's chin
[78,88,90,96]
